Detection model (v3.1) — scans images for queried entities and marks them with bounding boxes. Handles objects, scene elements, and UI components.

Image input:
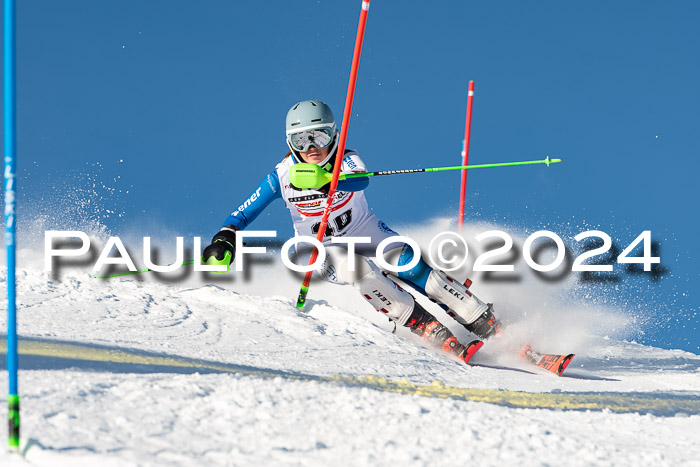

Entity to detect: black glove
[203,228,237,262]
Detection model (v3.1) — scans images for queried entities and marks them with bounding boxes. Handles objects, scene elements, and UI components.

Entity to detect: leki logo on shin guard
[371,289,392,306]
[443,285,466,301]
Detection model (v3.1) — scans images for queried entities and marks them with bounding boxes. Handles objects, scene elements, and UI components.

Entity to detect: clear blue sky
[2,1,698,351]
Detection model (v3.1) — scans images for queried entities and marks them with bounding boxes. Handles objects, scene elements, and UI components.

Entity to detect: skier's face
[298,145,330,165]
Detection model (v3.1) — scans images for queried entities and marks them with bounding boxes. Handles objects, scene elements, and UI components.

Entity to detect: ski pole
[92,260,195,279]
[296,0,372,309]
[289,157,563,190]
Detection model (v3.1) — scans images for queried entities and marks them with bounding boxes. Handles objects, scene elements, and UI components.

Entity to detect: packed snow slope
[1,221,699,466]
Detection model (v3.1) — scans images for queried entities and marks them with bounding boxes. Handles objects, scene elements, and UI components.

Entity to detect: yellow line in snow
[2,338,698,415]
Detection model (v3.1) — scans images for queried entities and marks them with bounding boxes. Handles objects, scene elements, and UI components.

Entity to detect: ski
[460,339,484,365]
[519,344,575,376]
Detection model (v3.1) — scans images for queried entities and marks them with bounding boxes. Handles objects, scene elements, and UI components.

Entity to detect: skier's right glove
[202,228,237,273]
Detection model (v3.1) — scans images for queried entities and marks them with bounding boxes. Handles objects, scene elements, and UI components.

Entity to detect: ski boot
[404,302,483,364]
[463,303,503,340]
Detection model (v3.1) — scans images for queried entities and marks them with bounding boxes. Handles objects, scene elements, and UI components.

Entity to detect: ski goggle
[287,127,335,152]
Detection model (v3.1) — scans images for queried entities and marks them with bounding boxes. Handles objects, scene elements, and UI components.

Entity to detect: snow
[2,372,699,466]
[0,227,699,466]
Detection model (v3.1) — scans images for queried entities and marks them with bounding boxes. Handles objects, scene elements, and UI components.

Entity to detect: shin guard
[424,270,489,324]
[357,269,415,326]
[424,270,502,339]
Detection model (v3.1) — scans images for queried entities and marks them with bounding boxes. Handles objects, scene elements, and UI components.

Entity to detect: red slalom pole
[296,0,371,308]
[457,80,475,231]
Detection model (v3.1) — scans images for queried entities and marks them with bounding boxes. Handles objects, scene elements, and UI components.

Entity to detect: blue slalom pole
[4,0,20,450]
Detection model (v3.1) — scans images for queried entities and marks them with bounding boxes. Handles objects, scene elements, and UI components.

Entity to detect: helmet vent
[286,100,335,135]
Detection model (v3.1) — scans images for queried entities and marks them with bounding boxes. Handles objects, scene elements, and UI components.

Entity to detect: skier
[202,100,503,364]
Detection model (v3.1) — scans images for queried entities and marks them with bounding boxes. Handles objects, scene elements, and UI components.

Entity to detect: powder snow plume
[7,200,638,351]
[2,211,699,467]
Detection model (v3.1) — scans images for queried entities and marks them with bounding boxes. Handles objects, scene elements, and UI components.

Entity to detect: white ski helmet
[285,100,339,166]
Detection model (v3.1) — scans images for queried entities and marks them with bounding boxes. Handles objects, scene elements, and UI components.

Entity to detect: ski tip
[462,339,484,364]
[557,354,575,376]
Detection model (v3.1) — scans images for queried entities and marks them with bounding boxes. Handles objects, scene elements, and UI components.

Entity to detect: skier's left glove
[202,228,237,273]
[290,182,330,194]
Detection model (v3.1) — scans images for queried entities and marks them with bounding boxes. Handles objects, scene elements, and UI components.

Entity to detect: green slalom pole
[92,260,195,279]
[289,157,563,189]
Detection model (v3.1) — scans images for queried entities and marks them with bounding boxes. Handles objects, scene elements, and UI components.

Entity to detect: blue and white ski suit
[221,150,380,242]
[219,150,489,327]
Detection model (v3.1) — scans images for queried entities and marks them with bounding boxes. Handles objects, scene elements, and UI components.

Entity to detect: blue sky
[3,1,698,351]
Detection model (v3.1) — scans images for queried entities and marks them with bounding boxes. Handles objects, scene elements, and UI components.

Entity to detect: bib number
[311,209,353,238]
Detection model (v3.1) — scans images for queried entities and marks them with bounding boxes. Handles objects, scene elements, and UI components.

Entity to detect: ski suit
[219,149,499,345]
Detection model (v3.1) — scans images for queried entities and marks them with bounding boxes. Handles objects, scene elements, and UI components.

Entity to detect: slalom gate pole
[457,81,474,231]
[296,0,371,309]
[4,0,20,450]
